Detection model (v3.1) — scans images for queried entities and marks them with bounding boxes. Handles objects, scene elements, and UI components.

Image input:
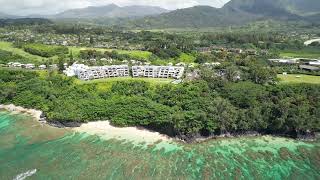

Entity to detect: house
[11,62,22,68]
[268,59,299,64]
[299,65,320,71]
[49,64,58,69]
[7,62,14,67]
[203,62,221,67]
[38,65,47,70]
[309,61,320,66]
[24,64,35,69]
[228,48,243,54]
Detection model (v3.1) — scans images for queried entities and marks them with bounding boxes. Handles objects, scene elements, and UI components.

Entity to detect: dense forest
[0,68,319,142]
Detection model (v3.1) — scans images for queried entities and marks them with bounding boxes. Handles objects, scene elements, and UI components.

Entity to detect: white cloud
[0,0,230,15]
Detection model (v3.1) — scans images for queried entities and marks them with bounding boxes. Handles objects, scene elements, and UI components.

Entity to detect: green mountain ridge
[53,4,169,19]
[124,0,320,28]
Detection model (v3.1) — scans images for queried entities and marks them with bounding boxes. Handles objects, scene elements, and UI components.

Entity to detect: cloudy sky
[0,0,231,16]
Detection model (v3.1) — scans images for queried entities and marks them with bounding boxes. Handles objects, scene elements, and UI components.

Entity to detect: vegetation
[0,10,319,142]
[22,43,69,58]
[0,41,45,63]
[278,74,320,84]
[0,68,318,141]
[280,48,320,59]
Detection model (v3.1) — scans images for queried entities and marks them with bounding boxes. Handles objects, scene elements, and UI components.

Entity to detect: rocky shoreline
[1,104,318,143]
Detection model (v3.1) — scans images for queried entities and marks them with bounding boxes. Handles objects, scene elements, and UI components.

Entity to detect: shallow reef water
[0,111,319,179]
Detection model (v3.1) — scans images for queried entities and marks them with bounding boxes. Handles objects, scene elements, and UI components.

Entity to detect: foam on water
[13,169,37,180]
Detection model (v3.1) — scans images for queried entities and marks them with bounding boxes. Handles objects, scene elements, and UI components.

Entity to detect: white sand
[73,121,172,144]
[0,104,172,144]
[0,104,43,121]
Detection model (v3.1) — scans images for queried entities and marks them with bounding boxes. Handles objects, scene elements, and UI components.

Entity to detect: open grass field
[75,77,174,92]
[69,46,152,60]
[0,41,48,63]
[279,48,320,59]
[278,74,320,84]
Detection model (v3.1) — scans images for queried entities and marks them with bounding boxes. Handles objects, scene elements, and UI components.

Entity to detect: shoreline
[1,104,318,144]
[0,104,173,145]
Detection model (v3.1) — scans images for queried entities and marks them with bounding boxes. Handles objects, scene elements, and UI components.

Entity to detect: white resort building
[64,64,185,81]
[132,66,184,79]
[64,64,130,80]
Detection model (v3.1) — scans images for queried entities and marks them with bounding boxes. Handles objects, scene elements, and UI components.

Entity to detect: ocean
[0,111,319,179]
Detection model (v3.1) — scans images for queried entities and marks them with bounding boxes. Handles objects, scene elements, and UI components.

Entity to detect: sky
[0,0,231,16]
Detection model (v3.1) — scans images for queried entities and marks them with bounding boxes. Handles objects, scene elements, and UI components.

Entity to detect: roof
[299,65,320,71]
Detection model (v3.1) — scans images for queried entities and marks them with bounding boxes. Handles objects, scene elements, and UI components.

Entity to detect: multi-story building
[132,66,184,79]
[64,64,130,80]
[64,64,184,81]
[78,65,130,80]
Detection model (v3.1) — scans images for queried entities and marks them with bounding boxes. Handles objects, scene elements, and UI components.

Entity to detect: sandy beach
[0,104,43,121]
[0,104,172,144]
[73,121,172,144]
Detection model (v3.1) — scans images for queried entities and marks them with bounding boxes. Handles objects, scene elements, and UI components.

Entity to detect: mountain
[53,4,169,19]
[225,0,320,17]
[0,18,52,26]
[125,0,320,28]
[130,6,258,28]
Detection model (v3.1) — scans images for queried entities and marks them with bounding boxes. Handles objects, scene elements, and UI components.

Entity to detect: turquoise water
[0,111,319,179]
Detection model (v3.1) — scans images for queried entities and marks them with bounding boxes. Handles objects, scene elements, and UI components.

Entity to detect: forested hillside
[125,0,320,29]
[1,68,319,142]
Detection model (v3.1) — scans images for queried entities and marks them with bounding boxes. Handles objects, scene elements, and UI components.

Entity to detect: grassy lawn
[177,53,196,63]
[279,48,320,59]
[111,49,152,60]
[278,74,320,84]
[0,41,48,63]
[75,77,174,92]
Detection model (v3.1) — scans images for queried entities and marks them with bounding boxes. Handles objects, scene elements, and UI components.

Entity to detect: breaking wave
[13,169,37,180]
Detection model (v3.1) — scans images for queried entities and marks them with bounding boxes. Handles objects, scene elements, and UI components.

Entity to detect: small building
[11,62,22,68]
[228,48,243,54]
[49,64,58,69]
[24,64,35,69]
[268,59,299,64]
[38,65,47,70]
[299,65,320,71]
[309,61,320,66]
